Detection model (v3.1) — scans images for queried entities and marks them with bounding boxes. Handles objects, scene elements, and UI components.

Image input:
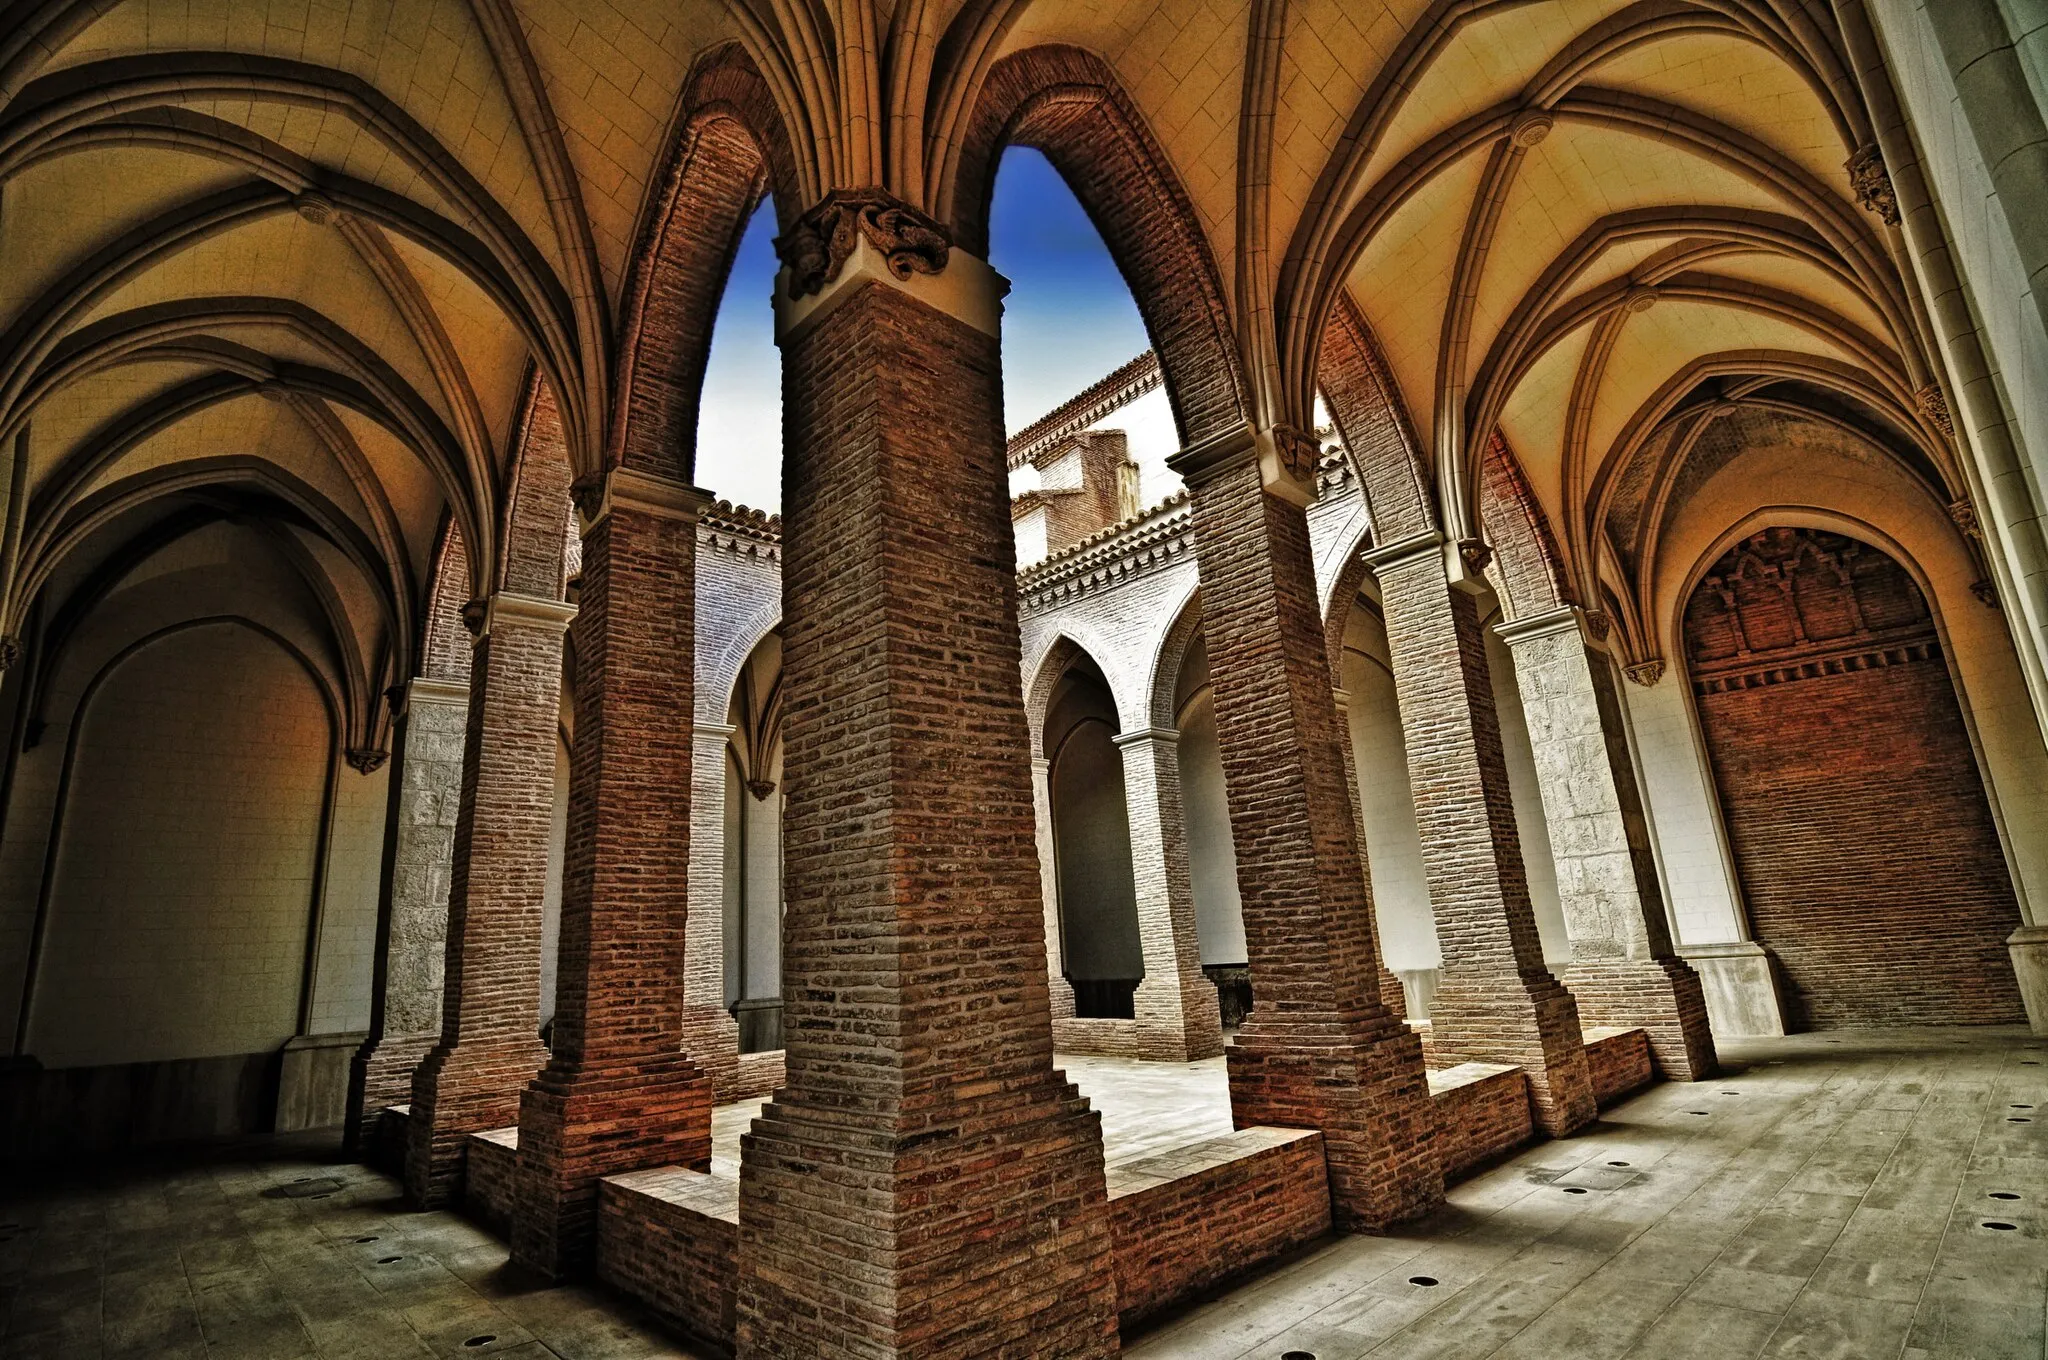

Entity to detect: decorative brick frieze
[512,472,716,1281]
[405,595,574,1208]
[347,676,470,1151]
[1007,350,1164,470]
[1495,606,1715,1082]
[735,259,1119,1357]
[1018,493,1196,616]
[1171,430,1443,1231]
[1115,727,1225,1061]
[1367,535,1596,1138]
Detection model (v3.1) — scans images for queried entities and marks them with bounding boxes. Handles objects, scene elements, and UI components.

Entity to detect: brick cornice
[699,498,782,563]
[1006,351,1162,471]
[1492,604,1586,647]
[1017,494,1195,614]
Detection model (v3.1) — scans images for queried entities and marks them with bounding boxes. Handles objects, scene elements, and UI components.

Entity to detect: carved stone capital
[0,635,20,672]
[776,190,953,300]
[1624,657,1666,687]
[1971,578,2000,608]
[1581,608,1613,642]
[345,747,389,775]
[1847,144,1900,226]
[1949,497,1982,541]
[745,778,777,802]
[1918,383,1954,438]
[460,598,488,635]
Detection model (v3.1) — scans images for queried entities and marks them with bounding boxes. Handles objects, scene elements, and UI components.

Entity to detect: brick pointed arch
[604,44,800,485]
[949,44,1251,450]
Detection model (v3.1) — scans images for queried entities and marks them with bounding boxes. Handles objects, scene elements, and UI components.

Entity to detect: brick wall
[1105,1128,1330,1329]
[1685,527,2025,1028]
[1427,1063,1535,1179]
[463,1128,520,1234]
[1583,1027,1655,1106]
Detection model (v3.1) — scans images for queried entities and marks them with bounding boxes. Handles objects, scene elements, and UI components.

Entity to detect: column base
[736,1080,1120,1357]
[1679,941,1786,1038]
[346,1031,436,1153]
[1565,957,1718,1082]
[404,1037,548,1208]
[1427,970,1596,1137]
[1228,1007,1444,1230]
[1132,977,1226,1062]
[678,1003,742,1101]
[510,1053,713,1281]
[2009,926,2048,1036]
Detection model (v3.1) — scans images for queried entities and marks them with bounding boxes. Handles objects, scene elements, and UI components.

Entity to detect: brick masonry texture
[733,276,1120,1357]
[403,609,563,1209]
[1583,1027,1655,1106]
[1105,1127,1331,1329]
[1118,730,1227,1061]
[1180,442,1444,1232]
[1685,528,2025,1029]
[1427,1063,1536,1180]
[463,1127,520,1235]
[598,1165,738,1353]
[1373,546,1597,1137]
[512,491,715,1282]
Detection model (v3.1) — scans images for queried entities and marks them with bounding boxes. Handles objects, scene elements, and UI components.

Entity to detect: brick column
[1116,727,1224,1060]
[511,470,716,1281]
[1367,533,1596,1136]
[1171,425,1443,1230]
[404,594,573,1206]
[347,677,469,1150]
[1498,606,1716,1080]
[680,720,742,1098]
[734,210,1118,1356]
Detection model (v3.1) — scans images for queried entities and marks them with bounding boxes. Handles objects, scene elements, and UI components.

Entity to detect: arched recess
[949,44,1252,452]
[21,618,336,1074]
[1153,598,1246,984]
[603,44,801,488]
[723,628,784,1054]
[1037,643,1144,1019]
[1678,525,2026,1028]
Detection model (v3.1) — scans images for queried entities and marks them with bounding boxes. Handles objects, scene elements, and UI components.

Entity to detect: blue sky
[694,147,1156,512]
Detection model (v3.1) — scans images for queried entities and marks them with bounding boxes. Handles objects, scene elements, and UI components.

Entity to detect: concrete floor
[2,1027,2042,1359]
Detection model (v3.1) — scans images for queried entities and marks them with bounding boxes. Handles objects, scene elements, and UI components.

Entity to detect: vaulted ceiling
[0,0,1965,716]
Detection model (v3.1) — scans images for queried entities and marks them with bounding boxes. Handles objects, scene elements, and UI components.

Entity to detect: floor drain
[378,1256,403,1265]
[1990,1192,2021,1201]
[1720,1091,1740,1096]
[309,1194,331,1200]
[1408,1276,1438,1287]
[2013,1105,2035,1110]
[1983,1222,2019,1231]
[1562,1187,1589,1195]
[1281,1352,1316,1360]
[464,1338,497,1350]
[354,1236,378,1243]
[2010,1117,2034,1124]
[1607,1161,1630,1168]
[1686,1111,1708,1116]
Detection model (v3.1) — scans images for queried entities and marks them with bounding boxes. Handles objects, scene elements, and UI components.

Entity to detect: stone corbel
[1846,144,1900,226]
[0,635,20,672]
[1623,657,1666,688]
[1111,725,1181,749]
[1971,578,2000,609]
[745,778,778,801]
[345,747,389,775]
[1918,384,1955,439]
[1167,423,1319,507]
[572,465,712,536]
[480,590,578,637]
[1948,497,1982,541]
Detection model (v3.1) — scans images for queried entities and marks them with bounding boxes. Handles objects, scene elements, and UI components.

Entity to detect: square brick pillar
[734,214,1119,1357]
[1117,728,1225,1060]
[1032,754,1078,1021]
[347,677,469,1151]
[511,470,716,1281]
[1170,425,1443,1230]
[1330,685,1414,1023]
[680,720,743,1098]
[1496,606,1716,1080]
[404,595,573,1207]
[1367,534,1596,1137]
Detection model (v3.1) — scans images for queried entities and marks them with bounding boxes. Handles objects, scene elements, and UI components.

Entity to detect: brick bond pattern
[1178,442,1443,1232]
[733,277,1120,1356]
[512,488,716,1281]
[1685,529,2025,1028]
[1371,543,1596,1138]
[403,606,565,1207]
[1502,609,1716,1082]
